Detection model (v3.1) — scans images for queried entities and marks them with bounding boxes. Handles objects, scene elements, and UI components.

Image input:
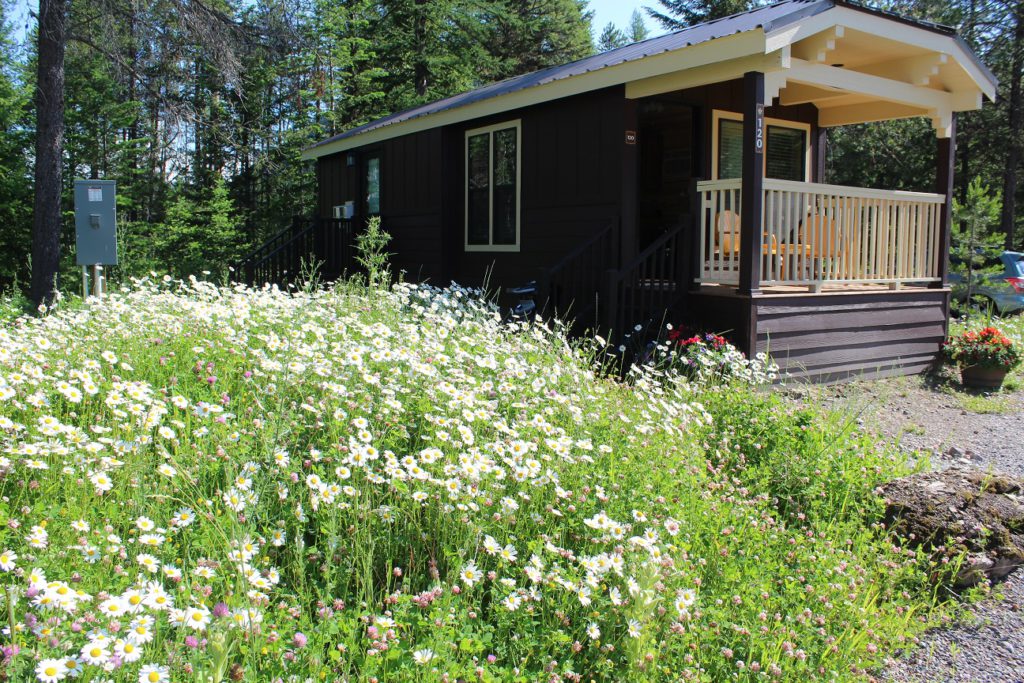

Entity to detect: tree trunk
[413,0,428,97]
[1000,1,1024,250]
[31,0,69,307]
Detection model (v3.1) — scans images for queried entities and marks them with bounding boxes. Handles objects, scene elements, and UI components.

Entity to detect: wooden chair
[715,210,741,253]
[800,211,846,281]
[716,211,780,251]
[716,210,790,279]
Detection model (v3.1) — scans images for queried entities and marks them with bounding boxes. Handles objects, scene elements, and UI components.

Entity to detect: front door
[637,99,694,251]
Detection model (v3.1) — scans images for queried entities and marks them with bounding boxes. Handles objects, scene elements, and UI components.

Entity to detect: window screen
[467,134,490,245]
[717,119,743,179]
[766,126,806,181]
[492,127,518,245]
[364,156,381,215]
[717,116,808,181]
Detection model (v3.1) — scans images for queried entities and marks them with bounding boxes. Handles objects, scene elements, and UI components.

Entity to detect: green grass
[0,278,951,682]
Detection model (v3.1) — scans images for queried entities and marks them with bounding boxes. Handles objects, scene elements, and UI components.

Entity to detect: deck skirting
[689,287,950,382]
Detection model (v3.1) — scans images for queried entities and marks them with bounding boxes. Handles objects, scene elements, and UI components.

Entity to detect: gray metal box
[74,179,118,266]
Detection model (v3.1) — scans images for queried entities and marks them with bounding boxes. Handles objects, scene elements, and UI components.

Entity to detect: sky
[588,0,655,37]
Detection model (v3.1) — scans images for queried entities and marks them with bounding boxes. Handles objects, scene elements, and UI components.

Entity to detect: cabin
[255,0,997,381]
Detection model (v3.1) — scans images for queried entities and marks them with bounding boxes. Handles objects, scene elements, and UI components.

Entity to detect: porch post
[621,98,639,265]
[934,113,956,288]
[738,71,765,296]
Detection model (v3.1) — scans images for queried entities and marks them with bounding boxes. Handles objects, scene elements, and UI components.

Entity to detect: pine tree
[645,0,760,30]
[484,0,594,79]
[0,4,33,291]
[375,0,487,111]
[31,0,69,306]
[598,23,627,52]
[629,9,650,42]
[308,0,386,133]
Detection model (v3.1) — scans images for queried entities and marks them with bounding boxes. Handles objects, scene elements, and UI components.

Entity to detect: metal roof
[305,0,992,155]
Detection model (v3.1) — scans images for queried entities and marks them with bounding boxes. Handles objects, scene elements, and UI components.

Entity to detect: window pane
[717,119,743,179]
[365,156,380,214]
[492,128,517,245]
[766,126,806,181]
[1012,256,1024,276]
[467,134,490,245]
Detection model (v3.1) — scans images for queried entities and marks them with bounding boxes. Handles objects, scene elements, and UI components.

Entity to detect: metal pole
[82,266,88,300]
[92,265,102,298]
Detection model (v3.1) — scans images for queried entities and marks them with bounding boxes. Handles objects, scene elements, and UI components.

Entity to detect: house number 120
[754,104,765,154]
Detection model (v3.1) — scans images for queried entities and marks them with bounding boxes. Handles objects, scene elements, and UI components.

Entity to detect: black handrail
[602,223,689,339]
[541,219,620,330]
[238,217,357,286]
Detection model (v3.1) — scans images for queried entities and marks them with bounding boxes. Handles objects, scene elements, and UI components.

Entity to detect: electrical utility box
[74,179,118,266]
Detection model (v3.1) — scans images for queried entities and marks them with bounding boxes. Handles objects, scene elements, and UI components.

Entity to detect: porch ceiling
[762,4,995,138]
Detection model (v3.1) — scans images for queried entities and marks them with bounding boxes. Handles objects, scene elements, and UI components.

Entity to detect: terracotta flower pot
[960,365,1009,389]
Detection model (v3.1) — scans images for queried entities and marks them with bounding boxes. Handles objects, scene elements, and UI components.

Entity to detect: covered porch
[696,178,946,292]
[648,6,995,379]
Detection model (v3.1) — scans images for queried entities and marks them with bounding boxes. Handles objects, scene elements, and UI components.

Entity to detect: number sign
[754,104,765,155]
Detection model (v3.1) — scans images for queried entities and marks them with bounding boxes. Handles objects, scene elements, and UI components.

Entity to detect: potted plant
[943,326,1022,389]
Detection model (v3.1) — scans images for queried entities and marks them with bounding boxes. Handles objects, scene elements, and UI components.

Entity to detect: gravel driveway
[796,376,1024,683]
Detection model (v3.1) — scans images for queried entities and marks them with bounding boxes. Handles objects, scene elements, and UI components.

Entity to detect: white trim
[624,51,787,100]
[764,6,996,100]
[464,120,522,252]
[785,59,954,112]
[710,110,812,182]
[762,177,944,202]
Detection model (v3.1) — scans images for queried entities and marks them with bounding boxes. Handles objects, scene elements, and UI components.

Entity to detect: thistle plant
[354,216,392,289]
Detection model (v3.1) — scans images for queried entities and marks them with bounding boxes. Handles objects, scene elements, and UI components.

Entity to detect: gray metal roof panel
[307,0,992,152]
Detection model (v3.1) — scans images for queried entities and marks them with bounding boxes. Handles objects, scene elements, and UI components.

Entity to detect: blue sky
[588,0,656,37]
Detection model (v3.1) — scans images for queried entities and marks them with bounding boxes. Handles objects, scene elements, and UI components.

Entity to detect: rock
[945,445,967,459]
[880,466,1024,588]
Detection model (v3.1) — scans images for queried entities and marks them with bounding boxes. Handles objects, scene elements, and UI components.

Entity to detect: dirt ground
[793,373,1024,683]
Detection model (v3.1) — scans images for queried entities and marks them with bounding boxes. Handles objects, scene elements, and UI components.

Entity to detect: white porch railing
[697,179,945,290]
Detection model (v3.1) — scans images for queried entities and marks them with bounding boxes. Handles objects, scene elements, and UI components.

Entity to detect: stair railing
[238,217,357,286]
[540,219,620,330]
[600,223,689,339]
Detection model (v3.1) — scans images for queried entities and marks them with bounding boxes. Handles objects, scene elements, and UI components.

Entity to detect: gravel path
[796,376,1024,683]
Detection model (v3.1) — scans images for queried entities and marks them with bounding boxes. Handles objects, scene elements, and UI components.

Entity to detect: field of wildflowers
[0,277,941,682]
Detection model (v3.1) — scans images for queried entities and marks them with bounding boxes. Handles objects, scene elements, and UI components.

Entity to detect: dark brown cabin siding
[453,86,625,288]
[317,128,445,282]
[754,289,949,381]
[689,288,949,382]
[317,87,624,290]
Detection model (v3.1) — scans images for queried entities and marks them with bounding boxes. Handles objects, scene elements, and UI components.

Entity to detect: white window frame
[465,120,522,252]
[711,109,812,182]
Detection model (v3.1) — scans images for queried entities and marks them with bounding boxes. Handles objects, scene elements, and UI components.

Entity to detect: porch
[688,177,952,380]
[696,178,946,292]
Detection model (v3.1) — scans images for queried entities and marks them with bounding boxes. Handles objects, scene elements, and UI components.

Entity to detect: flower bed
[0,279,939,682]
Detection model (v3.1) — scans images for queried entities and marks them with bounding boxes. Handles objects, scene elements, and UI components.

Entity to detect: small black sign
[625,130,637,145]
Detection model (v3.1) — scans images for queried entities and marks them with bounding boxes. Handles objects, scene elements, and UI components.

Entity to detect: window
[712,110,810,182]
[465,121,521,251]
[364,154,381,215]
[766,126,806,182]
[717,119,744,181]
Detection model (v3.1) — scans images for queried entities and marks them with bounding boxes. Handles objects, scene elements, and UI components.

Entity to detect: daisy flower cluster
[0,276,936,681]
